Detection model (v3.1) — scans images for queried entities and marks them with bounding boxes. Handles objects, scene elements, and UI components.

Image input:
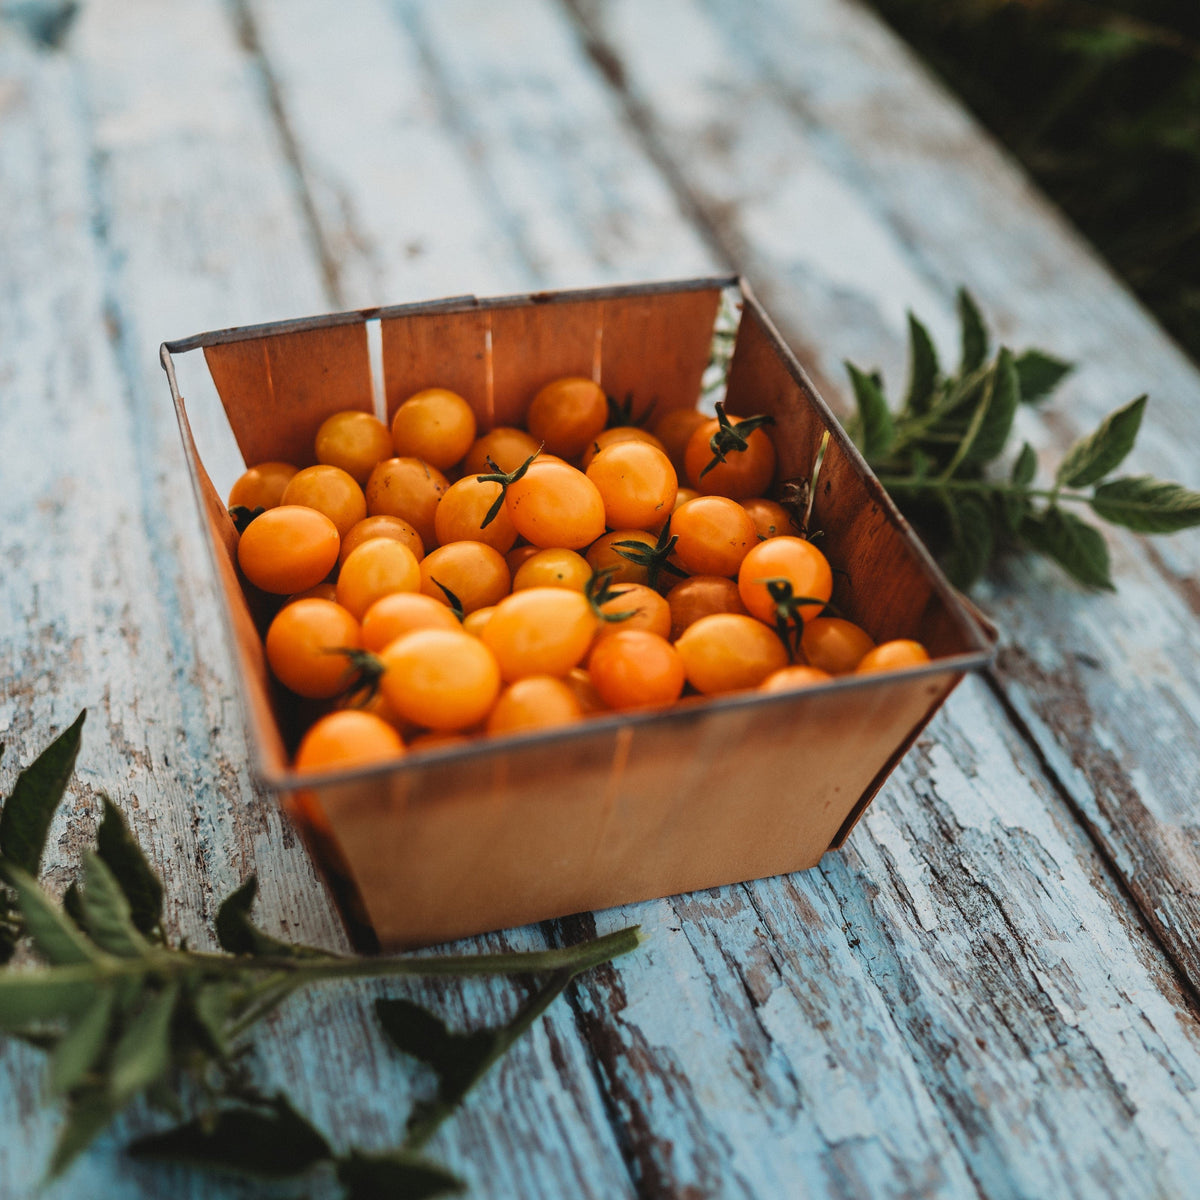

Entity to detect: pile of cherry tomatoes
[226,377,931,774]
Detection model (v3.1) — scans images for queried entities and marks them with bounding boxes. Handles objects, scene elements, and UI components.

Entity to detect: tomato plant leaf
[336,1149,465,1200]
[1020,508,1114,589]
[0,969,99,1032]
[48,986,116,1097]
[846,362,895,457]
[47,1088,118,1179]
[127,1094,332,1178]
[957,288,988,373]
[963,348,1019,467]
[215,876,328,959]
[1014,349,1073,404]
[1056,395,1146,488]
[1089,475,1200,532]
[0,709,86,877]
[903,312,940,415]
[95,797,163,939]
[77,852,150,959]
[942,494,996,589]
[108,981,179,1106]
[2,864,97,966]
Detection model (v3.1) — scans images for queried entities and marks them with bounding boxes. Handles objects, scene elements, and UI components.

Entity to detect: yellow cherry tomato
[237,505,340,594]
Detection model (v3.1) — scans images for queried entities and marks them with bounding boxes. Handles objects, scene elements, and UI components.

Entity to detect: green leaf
[215,876,328,959]
[108,981,178,1105]
[1014,349,1073,403]
[0,709,86,876]
[963,348,1019,466]
[1011,442,1037,487]
[903,313,940,414]
[1020,508,1115,589]
[958,288,988,373]
[2,864,98,966]
[96,797,163,938]
[48,987,116,1096]
[1056,395,1147,488]
[1090,475,1200,532]
[845,362,894,457]
[1003,442,1038,533]
[336,1149,465,1200]
[47,1088,117,1179]
[0,969,99,1031]
[940,494,996,589]
[78,852,150,958]
[127,1094,332,1178]
[0,891,19,965]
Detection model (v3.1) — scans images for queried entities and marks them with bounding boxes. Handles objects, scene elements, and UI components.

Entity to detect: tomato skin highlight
[237,505,340,594]
[266,598,361,699]
[379,628,501,731]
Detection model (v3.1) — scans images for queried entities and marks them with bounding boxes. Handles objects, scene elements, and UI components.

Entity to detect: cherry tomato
[592,583,671,641]
[564,667,606,715]
[684,413,776,498]
[434,476,517,553]
[284,581,338,605]
[737,537,833,626]
[266,598,361,699]
[461,605,496,638]
[365,457,448,551]
[238,505,340,594]
[336,538,421,620]
[294,710,405,773]
[314,410,393,484]
[588,631,685,710]
[391,388,477,470]
[462,426,541,476]
[666,575,749,640]
[505,543,541,576]
[512,548,591,592]
[481,587,598,681]
[651,407,710,476]
[282,464,367,540]
[585,441,677,531]
[675,613,788,694]
[228,461,298,511]
[486,676,582,735]
[524,376,607,459]
[760,665,833,692]
[585,530,654,587]
[800,617,874,674]
[855,640,931,674]
[505,459,606,550]
[361,592,462,653]
[742,497,793,540]
[339,514,424,567]
[378,628,501,730]
[579,426,666,470]
[671,496,758,577]
[419,541,510,614]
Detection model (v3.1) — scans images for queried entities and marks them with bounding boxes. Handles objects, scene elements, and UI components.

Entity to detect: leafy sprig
[0,713,641,1192]
[848,288,1200,589]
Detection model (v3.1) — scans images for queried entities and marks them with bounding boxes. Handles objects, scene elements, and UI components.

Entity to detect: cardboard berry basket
[161,276,993,949]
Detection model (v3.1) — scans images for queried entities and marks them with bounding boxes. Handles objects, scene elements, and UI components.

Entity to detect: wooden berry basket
[161,276,992,949]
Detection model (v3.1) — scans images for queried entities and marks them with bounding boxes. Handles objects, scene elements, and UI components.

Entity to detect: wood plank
[570,0,1200,1001]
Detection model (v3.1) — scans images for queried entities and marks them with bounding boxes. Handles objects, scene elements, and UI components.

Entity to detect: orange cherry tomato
[284,581,338,605]
[800,617,875,674]
[461,605,496,638]
[419,541,510,614]
[505,459,606,550]
[684,412,777,499]
[592,584,671,641]
[855,640,931,674]
[434,476,518,553]
[671,495,758,577]
[588,631,685,711]
[378,628,501,730]
[361,592,462,653]
[742,497,794,540]
[651,408,710,476]
[314,410,393,484]
[265,598,361,699]
[675,613,789,695]
[293,709,405,773]
[760,665,833,692]
[365,457,448,551]
[282,464,367,540]
[585,441,677,531]
[339,514,424,567]
[512,548,591,592]
[524,376,607,459]
[486,676,583,736]
[462,426,541,476]
[737,537,833,626]
[237,505,340,594]
[481,587,597,681]
[585,530,654,587]
[564,667,606,714]
[228,461,298,511]
[336,538,421,620]
[579,426,666,470]
[505,543,541,576]
[665,575,749,640]
[391,388,477,470]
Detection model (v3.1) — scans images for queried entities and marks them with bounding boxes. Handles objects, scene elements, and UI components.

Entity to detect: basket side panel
[204,323,373,468]
[380,309,492,427]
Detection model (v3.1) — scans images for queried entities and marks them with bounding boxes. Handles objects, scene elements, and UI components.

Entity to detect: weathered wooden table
[4,1,1200,1196]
